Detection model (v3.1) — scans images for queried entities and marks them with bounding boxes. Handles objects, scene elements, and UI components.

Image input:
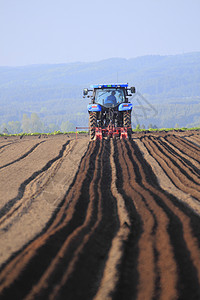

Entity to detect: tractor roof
[90,84,128,89]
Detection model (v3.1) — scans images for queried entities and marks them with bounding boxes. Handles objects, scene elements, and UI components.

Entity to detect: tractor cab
[94,87,126,108]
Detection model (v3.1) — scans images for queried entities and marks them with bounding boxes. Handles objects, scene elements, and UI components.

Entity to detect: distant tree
[48,123,59,133]
[21,114,31,133]
[31,113,44,132]
[0,123,7,133]
[136,124,140,131]
[61,121,75,132]
[8,121,21,134]
[21,113,44,133]
[2,127,9,134]
[148,123,153,129]
[141,124,145,129]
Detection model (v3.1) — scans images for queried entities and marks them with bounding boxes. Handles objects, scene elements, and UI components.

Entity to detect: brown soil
[0,131,200,300]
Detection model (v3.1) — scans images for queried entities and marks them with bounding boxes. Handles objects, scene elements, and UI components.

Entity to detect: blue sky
[0,0,200,66]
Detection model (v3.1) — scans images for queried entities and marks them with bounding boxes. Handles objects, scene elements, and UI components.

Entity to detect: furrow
[48,141,119,300]
[0,132,199,300]
[152,137,200,184]
[116,139,156,300]
[143,136,200,200]
[0,143,13,151]
[94,140,131,300]
[0,140,74,230]
[178,137,200,158]
[49,142,105,299]
[167,135,200,164]
[0,140,70,220]
[134,139,200,215]
[0,138,26,149]
[23,141,103,299]
[184,135,200,148]
[134,138,200,299]
[123,140,178,300]
[0,141,45,170]
[0,141,96,298]
[163,136,200,175]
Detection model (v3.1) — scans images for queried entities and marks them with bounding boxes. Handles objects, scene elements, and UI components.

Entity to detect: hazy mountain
[0,52,200,131]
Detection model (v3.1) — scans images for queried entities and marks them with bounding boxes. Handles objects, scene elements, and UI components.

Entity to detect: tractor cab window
[95,88,125,107]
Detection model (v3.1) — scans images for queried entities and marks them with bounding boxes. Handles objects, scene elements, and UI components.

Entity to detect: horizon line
[1,51,200,68]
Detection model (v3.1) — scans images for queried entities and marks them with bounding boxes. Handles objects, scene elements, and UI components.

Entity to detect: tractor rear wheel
[89,112,97,140]
[123,111,132,139]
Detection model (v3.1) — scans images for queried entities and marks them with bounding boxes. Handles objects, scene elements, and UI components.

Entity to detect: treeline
[0,112,160,134]
[0,113,76,134]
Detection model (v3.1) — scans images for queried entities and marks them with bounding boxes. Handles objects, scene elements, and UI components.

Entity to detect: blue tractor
[83,84,136,140]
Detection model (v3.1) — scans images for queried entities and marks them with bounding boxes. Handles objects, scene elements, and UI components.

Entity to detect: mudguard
[118,103,133,111]
[88,104,102,112]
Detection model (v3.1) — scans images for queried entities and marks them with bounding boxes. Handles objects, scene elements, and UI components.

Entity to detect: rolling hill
[0,52,200,132]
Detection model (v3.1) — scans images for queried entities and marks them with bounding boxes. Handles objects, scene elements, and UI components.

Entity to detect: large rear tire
[123,110,132,139]
[89,112,97,140]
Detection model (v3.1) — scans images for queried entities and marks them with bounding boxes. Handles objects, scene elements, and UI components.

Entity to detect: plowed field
[0,131,200,300]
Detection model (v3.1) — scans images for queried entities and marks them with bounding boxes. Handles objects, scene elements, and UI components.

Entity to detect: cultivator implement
[94,125,131,140]
[75,126,132,140]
